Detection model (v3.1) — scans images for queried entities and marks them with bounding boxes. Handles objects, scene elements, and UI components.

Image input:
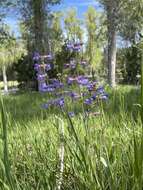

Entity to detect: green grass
[0,85,143,190]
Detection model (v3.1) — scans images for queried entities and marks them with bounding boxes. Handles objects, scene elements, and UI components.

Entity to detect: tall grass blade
[0,97,15,190]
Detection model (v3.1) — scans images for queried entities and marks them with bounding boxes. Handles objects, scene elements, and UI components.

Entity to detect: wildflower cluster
[33,52,64,92]
[33,42,108,116]
[64,41,88,77]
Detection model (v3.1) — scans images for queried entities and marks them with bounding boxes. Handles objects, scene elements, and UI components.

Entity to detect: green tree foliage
[85,6,103,72]
[50,12,63,54]
[0,24,23,92]
[32,0,48,54]
[14,0,61,88]
[116,0,143,85]
[117,45,141,84]
[64,8,83,42]
[17,0,60,54]
[119,0,143,43]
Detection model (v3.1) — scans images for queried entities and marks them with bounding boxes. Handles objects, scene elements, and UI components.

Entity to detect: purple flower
[77,76,89,86]
[73,46,81,52]
[81,92,87,97]
[66,43,73,50]
[57,97,65,107]
[80,60,87,66]
[86,83,94,91]
[68,112,75,117]
[33,52,40,61]
[69,92,80,100]
[55,82,64,89]
[53,79,58,83]
[67,77,75,85]
[84,98,93,105]
[37,74,47,81]
[70,63,76,69]
[97,87,104,94]
[46,87,55,92]
[69,60,76,69]
[47,54,53,60]
[50,79,63,89]
[34,64,40,71]
[45,64,51,71]
[100,94,108,100]
[64,63,70,68]
[91,93,97,100]
[41,82,47,89]
[73,42,83,51]
[42,103,49,109]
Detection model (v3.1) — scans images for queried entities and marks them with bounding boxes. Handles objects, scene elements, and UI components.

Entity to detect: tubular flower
[77,76,89,86]
[37,74,47,81]
[45,64,51,71]
[33,52,40,61]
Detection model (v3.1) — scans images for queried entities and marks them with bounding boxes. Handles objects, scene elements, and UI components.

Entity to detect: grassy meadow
[0,85,143,190]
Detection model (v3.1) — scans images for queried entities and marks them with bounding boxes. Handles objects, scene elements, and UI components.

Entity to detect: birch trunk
[2,65,8,93]
[106,1,117,88]
[108,28,117,87]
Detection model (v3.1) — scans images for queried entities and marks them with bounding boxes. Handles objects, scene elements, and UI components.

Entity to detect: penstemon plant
[33,41,108,117]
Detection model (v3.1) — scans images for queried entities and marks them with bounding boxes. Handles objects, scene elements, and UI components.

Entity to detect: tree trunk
[2,65,8,93]
[107,1,117,88]
[108,28,117,87]
[32,0,49,54]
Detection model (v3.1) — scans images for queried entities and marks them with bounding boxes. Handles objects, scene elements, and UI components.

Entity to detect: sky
[52,0,101,16]
[4,0,102,37]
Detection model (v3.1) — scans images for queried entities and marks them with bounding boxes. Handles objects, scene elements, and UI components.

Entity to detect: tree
[50,12,63,55]
[99,0,143,87]
[85,6,103,72]
[64,8,83,42]
[0,24,24,92]
[119,0,143,44]
[15,0,61,89]
[32,0,48,54]
[98,0,127,87]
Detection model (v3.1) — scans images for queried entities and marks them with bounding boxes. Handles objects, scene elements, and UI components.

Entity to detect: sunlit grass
[0,85,142,190]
